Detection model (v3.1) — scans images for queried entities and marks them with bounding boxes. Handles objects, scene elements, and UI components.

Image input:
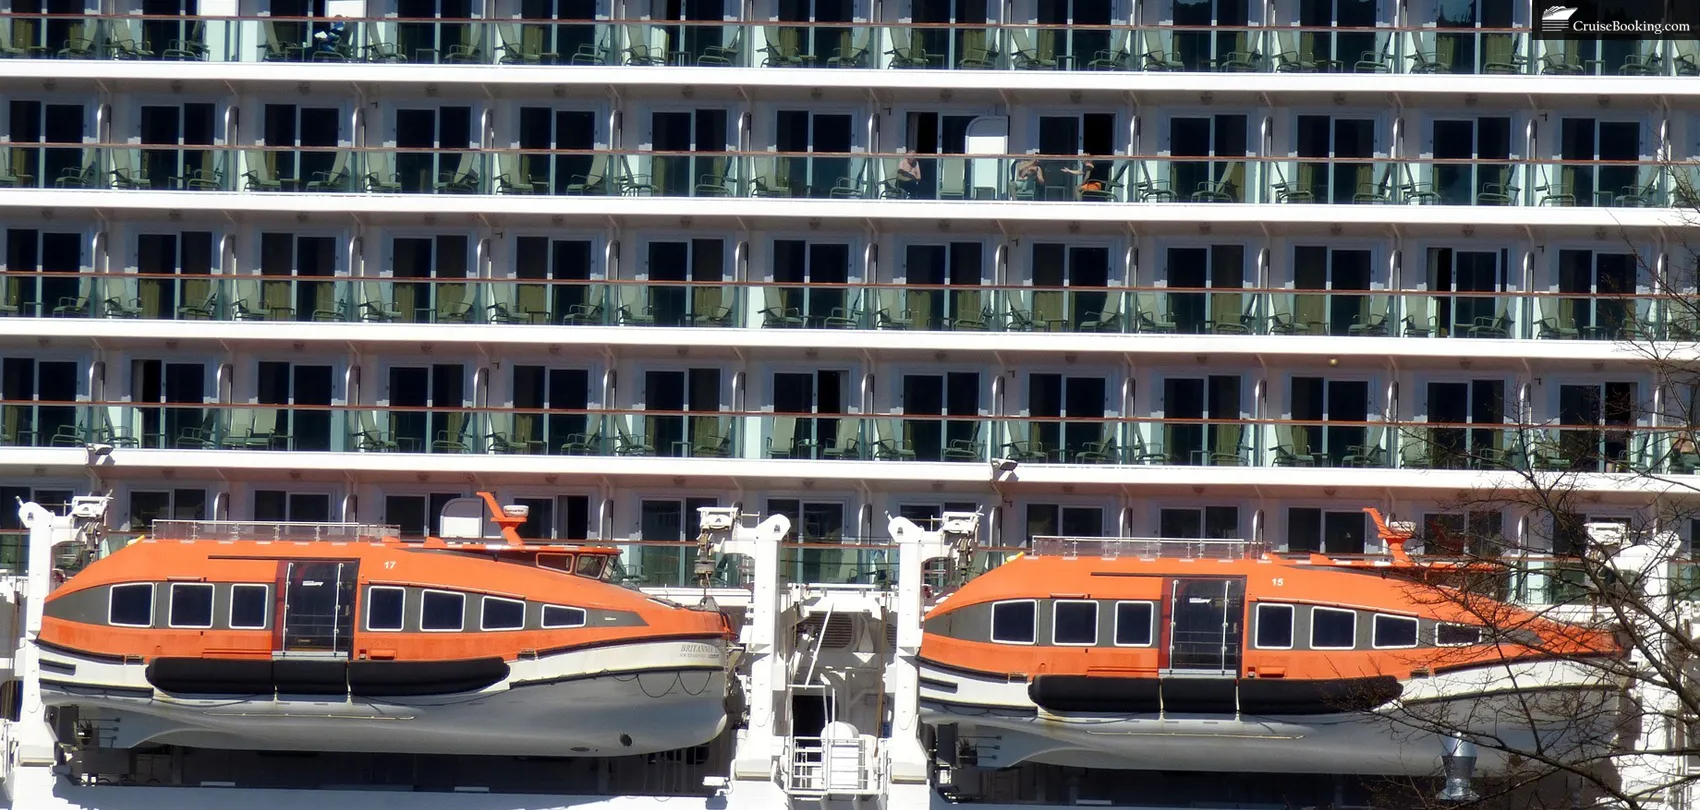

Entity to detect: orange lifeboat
[37,493,733,757]
[917,510,1622,775]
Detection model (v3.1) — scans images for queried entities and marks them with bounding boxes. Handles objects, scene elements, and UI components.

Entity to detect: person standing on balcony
[896,154,922,199]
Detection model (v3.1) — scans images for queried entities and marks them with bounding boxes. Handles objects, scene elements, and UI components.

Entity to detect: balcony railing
[6,274,1693,343]
[2,15,1695,76]
[7,402,1698,477]
[8,144,1697,211]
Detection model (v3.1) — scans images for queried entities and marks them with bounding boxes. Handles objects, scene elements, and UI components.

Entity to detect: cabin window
[482,596,526,631]
[1052,600,1098,645]
[1254,603,1295,649]
[108,583,154,628]
[542,605,587,628]
[1372,614,1419,649]
[1113,601,1154,646]
[990,600,1037,644]
[229,584,269,630]
[1436,623,1484,646]
[1311,607,1357,650]
[366,586,405,631]
[538,553,573,573]
[421,590,466,631]
[168,583,215,629]
[576,554,607,578]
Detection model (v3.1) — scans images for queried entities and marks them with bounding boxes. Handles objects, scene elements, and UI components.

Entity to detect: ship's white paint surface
[3,59,1697,101]
[2,188,1684,231]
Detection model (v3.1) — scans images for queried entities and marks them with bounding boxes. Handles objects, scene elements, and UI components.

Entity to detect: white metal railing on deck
[1030,536,1262,561]
[782,735,880,797]
[149,520,399,542]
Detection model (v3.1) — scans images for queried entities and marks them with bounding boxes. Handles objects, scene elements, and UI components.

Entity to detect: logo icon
[1541,5,1580,31]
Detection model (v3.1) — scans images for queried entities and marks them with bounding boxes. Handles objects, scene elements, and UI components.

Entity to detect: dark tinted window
[168,583,214,628]
[421,590,465,631]
[230,584,269,629]
[990,600,1036,644]
[1437,623,1483,646]
[1053,600,1097,645]
[1114,602,1153,646]
[1311,608,1356,649]
[1373,615,1419,648]
[482,597,525,630]
[1255,603,1294,648]
[367,586,404,631]
[542,605,587,628]
[108,583,153,627]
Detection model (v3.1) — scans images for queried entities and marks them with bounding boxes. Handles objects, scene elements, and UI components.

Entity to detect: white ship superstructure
[1,1,1698,807]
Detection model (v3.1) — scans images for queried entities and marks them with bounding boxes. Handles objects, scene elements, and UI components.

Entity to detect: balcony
[8,146,1695,213]
[2,14,1695,76]
[3,402,1689,478]
[5,275,1690,344]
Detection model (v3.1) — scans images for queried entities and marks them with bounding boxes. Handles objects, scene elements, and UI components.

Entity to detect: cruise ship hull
[40,638,730,757]
[920,659,1617,775]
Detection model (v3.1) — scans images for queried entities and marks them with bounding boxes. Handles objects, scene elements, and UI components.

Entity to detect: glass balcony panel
[765,414,865,459]
[108,147,229,191]
[1006,288,1122,333]
[618,282,737,327]
[1276,292,1392,336]
[620,412,735,458]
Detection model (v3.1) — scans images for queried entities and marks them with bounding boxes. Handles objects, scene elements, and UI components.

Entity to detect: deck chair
[761,287,805,327]
[1347,295,1390,336]
[873,419,916,461]
[365,150,402,193]
[1133,292,1176,333]
[432,413,471,453]
[617,285,655,326]
[359,281,402,322]
[109,149,147,189]
[1009,29,1056,70]
[698,26,741,66]
[624,24,665,65]
[433,153,479,193]
[354,410,400,452]
[496,153,540,194]
[821,418,862,459]
[766,415,799,458]
[305,151,351,192]
[614,418,656,455]
[1079,294,1122,332]
[565,153,610,195]
[875,289,913,330]
[1535,296,1579,339]
[937,158,966,200]
[497,23,558,64]
[884,27,931,68]
[826,28,869,67]
[51,277,92,317]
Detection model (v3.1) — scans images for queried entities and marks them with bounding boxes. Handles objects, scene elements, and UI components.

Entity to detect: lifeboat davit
[918,509,1622,775]
[37,493,733,757]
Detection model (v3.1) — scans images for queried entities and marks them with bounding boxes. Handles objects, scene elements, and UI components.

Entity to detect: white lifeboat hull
[40,638,730,757]
[919,658,1617,775]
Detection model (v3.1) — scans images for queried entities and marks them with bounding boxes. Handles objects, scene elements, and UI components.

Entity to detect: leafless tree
[1367,177,1700,809]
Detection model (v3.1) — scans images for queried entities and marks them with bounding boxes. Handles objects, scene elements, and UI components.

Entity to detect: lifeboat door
[1164,577,1245,676]
[277,560,359,657]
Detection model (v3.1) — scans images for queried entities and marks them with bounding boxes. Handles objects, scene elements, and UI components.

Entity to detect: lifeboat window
[421,590,466,632]
[167,583,215,629]
[108,583,154,628]
[1113,601,1154,647]
[1436,623,1484,646]
[542,605,587,629]
[481,596,526,631]
[537,553,573,573]
[1052,600,1097,646]
[1310,607,1357,650]
[366,586,405,632]
[229,584,269,630]
[990,600,1037,645]
[576,554,607,578]
[1372,615,1419,649]
[1253,604,1294,649]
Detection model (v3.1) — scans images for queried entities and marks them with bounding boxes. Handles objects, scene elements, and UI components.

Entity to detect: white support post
[710,509,790,785]
[11,496,110,801]
[885,510,976,798]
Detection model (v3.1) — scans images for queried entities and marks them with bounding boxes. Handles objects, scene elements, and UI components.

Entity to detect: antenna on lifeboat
[1363,508,1415,565]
